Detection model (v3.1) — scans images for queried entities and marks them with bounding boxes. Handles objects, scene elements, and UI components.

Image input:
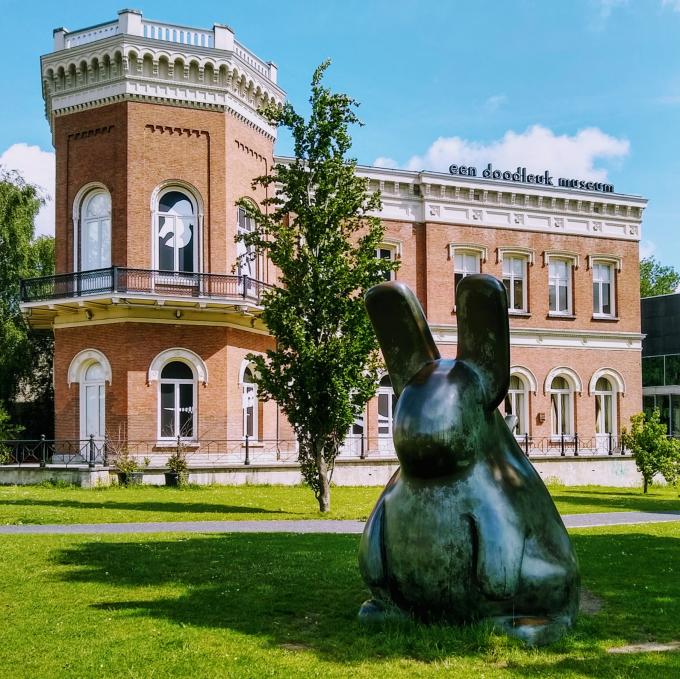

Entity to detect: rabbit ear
[455,274,510,411]
[365,282,440,397]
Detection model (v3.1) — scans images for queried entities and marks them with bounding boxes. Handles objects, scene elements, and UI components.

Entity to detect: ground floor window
[159,361,195,439]
[549,375,574,437]
[80,362,106,442]
[504,373,529,436]
[242,365,258,440]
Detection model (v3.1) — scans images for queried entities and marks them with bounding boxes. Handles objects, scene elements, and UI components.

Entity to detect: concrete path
[0,511,679,535]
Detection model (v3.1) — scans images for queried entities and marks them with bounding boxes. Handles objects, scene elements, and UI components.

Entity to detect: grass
[0,522,679,677]
[0,483,677,525]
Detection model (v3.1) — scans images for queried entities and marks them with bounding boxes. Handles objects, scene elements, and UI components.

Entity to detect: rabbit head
[365,275,510,478]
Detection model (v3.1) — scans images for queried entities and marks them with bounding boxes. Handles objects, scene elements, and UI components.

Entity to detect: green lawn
[0,483,678,525]
[1,522,679,677]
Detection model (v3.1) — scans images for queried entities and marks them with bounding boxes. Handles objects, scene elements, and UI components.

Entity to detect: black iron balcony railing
[20,267,273,305]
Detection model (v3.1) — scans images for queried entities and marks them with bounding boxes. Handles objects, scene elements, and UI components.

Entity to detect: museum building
[21,10,647,465]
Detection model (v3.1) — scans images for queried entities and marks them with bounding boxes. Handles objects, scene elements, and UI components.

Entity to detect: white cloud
[661,0,680,11]
[0,143,55,238]
[375,124,629,181]
[373,156,399,169]
[483,95,507,112]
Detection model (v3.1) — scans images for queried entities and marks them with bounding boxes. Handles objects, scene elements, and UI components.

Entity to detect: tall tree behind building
[0,169,55,436]
[640,256,680,298]
[236,61,398,512]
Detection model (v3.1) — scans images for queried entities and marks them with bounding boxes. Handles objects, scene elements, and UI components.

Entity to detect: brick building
[22,10,646,465]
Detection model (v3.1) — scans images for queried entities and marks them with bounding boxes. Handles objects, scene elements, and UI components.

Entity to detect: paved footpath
[0,511,679,535]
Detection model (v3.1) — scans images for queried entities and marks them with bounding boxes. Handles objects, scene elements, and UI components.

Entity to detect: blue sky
[1,0,679,266]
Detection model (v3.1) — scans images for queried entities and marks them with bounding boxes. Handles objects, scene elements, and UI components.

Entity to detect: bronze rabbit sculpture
[358,274,579,646]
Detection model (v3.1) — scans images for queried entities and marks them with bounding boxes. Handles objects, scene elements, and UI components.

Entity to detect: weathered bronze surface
[359,275,579,646]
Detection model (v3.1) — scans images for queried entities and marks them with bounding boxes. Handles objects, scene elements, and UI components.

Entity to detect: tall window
[504,374,528,436]
[550,375,574,437]
[594,377,615,448]
[376,246,396,282]
[159,361,195,439]
[454,251,480,290]
[157,190,197,272]
[593,262,614,317]
[377,374,397,438]
[242,366,258,440]
[548,259,572,315]
[236,206,257,279]
[80,190,111,271]
[80,362,106,442]
[502,256,527,312]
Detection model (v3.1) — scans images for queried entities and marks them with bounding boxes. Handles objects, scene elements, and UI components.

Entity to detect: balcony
[20,268,273,329]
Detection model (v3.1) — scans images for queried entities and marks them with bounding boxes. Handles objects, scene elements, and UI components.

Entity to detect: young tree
[0,170,55,434]
[236,61,398,512]
[622,409,680,493]
[640,256,680,298]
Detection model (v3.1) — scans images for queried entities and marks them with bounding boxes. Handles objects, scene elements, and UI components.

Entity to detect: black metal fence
[20,267,273,305]
[0,433,631,469]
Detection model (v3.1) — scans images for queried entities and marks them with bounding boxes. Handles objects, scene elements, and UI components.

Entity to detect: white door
[80,363,106,444]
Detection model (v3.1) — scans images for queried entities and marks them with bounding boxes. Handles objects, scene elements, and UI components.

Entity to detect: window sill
[242,441,264,448]
[154,441,200,449]
[547,313,576,320]
[592,315,619,322]
[508,311,531,318]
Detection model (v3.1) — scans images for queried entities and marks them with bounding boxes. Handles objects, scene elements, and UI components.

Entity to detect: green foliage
[236,62,398,511]
[0,401,22,463]
[622,409,680,492]
[0,169,55,420]
[640,256,680,298]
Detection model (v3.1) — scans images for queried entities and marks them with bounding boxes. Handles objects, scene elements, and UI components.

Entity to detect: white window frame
[376,245,397,282]
[548,258,572,315]
[79,363,106,444]
[505,372,529,437]
[157,361,197,442]
[377,374,396,453]
[240,363,259,441]
[451,244,486,305]
[594,376,617,437]
[151,183,203,274]
[502,254,528,313]
[592,260,616,318]
[548,374,576,439]
[72,183,112,273]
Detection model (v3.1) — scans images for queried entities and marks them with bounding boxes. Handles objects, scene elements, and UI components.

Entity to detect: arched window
[81,362,106,443]
[242,365,258,440]
[378,374,397,446]
[159,361,195,439]
[156,189,198,273]
[68,349,111,444]
[504,374,529,436]
[549,375,574,438]
[76,188,111,271]
[594,376,616,450]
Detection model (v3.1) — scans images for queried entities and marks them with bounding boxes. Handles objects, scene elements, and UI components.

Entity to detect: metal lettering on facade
[448,163,614,193]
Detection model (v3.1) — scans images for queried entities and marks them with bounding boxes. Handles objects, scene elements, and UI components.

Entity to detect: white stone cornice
[429,324,644,350]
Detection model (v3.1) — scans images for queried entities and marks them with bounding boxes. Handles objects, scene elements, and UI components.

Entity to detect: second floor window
[593,262,614,316]
[157,190,197,273]
[376,246,396,282]
[454,251,480,290]
[237,206,257,280]
[80,190,111,271]
[548,259,571,315]
[502,255,527,312]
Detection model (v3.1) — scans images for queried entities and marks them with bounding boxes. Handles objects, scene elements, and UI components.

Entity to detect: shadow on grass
[0,498,289,516]
[553,489,680,514]
[52,528,680,673]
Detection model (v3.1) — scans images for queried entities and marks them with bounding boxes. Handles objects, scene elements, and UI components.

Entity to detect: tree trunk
[643,475,649,494]
[317,448,331,513]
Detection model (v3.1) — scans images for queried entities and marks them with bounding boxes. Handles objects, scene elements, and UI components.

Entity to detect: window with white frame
[377,374,396,437]
[454,251,481,290]
[502,255,528,312]
[592,262,615,317]
[549,375,574,437]
[376,246,396,282]
[236,206,258,281]
[79,190,111,271]
[594,376,616,440]
[80,362,106,442]
[159,361,195,439]
[156,189,198,273]
[548,258,572,315]
[504,374,529,436]
[242,365,258,440]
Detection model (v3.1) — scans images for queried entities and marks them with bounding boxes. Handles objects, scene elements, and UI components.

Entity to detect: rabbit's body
[359,277,579,646]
